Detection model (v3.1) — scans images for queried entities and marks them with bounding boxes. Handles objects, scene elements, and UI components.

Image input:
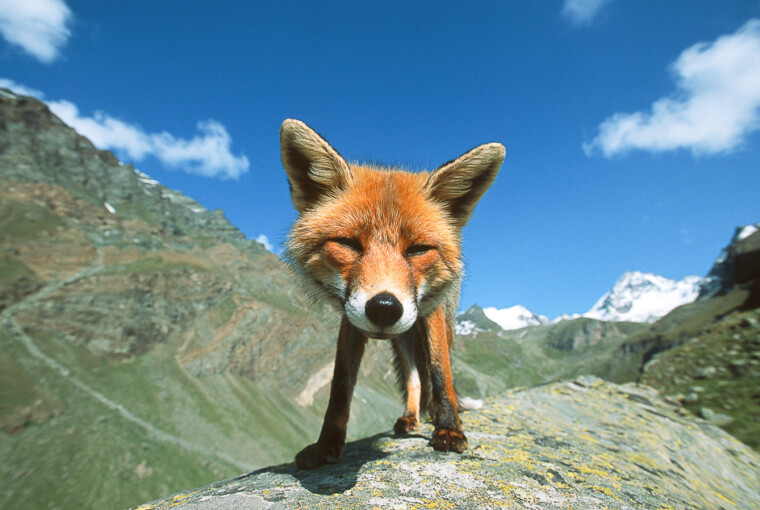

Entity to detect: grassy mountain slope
[0,89,402,510]
[452,308,646,398]
[640,307,760,451]
[623,227,760,450]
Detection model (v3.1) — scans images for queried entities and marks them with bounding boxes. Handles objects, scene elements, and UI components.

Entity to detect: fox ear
[280,119,353,212]
[426,143,505,227]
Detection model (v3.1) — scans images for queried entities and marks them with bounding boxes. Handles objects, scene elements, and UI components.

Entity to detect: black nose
[365,292,403,327]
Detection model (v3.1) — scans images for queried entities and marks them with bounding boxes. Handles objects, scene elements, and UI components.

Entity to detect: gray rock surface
[135,377,760,510]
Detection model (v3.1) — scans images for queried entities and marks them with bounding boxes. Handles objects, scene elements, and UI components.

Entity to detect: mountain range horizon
[473,270,705,332]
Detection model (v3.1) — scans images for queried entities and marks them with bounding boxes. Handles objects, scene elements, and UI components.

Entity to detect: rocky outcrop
[699,224,760,302]
[546,318,641,352]
[0,88,263,255]
[135,377,760,510]
[641,307,760,451]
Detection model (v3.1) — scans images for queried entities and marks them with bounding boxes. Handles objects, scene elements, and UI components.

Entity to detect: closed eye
[406,244,435,257]
[330,237,363,253]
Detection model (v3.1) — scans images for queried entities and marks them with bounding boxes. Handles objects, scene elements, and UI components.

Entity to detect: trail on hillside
[1,257,252,472]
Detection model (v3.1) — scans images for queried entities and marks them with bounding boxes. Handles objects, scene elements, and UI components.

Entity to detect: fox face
[288,166,462,338]
[282,119,505,339]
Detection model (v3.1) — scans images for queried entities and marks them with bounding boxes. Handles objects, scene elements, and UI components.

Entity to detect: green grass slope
[641,308,760,451]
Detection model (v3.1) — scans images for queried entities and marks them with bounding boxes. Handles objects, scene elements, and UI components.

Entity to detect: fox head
[281,119,505,339]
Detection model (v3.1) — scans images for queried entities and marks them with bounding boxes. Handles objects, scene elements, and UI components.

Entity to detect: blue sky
[1,0,759,318]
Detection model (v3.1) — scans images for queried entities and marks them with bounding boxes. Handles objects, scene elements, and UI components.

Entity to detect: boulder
[135,377,760,510]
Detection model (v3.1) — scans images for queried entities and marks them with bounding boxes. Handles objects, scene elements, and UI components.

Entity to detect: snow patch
[134,169,159,186]
[454,320,478,336]
[553,313,581,323]
[738,224,758,241]
[482,305,550,331]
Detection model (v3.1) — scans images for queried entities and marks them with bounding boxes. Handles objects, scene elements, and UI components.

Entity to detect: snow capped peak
[482,305,550,331]
[455,270,705,337]
[583,271,701,323]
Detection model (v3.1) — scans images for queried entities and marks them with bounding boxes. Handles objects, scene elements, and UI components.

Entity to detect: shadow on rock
[287,432,393,495]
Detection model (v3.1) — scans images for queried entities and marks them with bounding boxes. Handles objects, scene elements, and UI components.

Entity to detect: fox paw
[393,416,420,435]
[429,427,468,453]
[295,442,342,470]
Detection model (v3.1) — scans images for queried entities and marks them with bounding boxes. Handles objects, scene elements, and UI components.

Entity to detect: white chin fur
[345,289,417,338]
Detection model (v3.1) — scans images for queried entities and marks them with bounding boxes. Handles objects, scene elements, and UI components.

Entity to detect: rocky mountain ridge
[468,271,702,332]
[0,88,262,255]
[482,304,550,330]
[699,222,760,301]
[585,271,702,323]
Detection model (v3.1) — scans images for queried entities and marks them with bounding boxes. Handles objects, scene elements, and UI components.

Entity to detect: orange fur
[280,119,504,469]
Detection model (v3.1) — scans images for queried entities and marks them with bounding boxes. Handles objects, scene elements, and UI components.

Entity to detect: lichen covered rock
[135,377,760,509]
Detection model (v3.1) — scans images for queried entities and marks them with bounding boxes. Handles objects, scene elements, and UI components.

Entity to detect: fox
[280,119,505,470]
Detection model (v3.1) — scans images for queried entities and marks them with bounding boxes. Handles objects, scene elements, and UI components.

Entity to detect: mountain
[0,89,403,510]
[584,271,702,323]
[451,303,646,400]
[468,271,702,332]
[616,225,760,449]
[453,303,502,336]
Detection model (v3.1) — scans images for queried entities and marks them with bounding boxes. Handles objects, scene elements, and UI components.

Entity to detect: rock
[134,378,760,510]
[729,359,749,377]
[698,407,715,420]
[695,366,716,379]
[709,413,735,427]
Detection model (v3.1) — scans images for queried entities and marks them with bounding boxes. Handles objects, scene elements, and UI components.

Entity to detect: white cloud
[1,78,250,179]
[585,19,760,157]
[561,0,614,27]
[151,121,249,179]
[0,0,72,63]
[254,234,274,252]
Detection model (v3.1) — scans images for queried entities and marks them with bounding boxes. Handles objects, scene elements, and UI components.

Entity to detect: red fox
[281,119,505,469]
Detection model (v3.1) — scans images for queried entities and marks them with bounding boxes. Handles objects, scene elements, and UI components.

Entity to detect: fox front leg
[392,332,422,434]
[295,319,367,470]
[425,307,468,453]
